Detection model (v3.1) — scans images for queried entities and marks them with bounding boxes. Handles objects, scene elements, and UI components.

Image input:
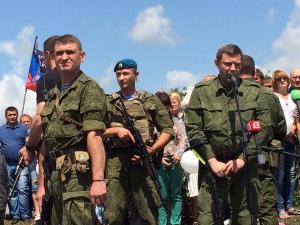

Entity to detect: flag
[25,36,48,91]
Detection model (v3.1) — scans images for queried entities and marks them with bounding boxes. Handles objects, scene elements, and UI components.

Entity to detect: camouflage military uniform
[257,85,286,225]
[41,72,107,225]
[185,77,271,225]
[104,91,174,225]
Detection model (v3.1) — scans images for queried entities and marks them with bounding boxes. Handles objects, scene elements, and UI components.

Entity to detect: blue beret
[114,59,137,72]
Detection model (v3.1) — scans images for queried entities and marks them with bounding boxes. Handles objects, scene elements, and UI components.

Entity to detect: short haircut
[170,92,182,103]
[43,35,60,53]
[155,91,171,106]
[216,44,243,61]
[262,76,272,85]
[240,55,255,76]
[5,106,18,116]
[272,70,289,91]
[55,34,82,51]
[20,114,32,122]
[255,68,264,80]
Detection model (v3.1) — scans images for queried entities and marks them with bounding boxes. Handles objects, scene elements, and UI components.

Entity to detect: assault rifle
[112,96,168,214]
[8,157,24,199]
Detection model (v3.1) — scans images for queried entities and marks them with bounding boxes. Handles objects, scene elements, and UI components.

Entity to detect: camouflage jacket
[106,91,174,147]
[185,76,272,160]
[41,72,106,152]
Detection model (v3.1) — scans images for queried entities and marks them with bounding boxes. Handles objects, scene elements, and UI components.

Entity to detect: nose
[229,63,237,72]
[61,52,68,61]
[117,73,125,81]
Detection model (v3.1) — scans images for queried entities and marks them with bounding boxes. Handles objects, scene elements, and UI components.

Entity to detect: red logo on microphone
[247,120,261,133]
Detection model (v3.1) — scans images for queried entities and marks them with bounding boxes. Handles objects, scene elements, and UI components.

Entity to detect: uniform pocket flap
[80,103,104,113]
[200,102,222,111]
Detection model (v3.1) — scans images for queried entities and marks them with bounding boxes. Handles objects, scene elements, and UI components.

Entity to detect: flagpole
[21,36,38,115]
[21,88,27,116]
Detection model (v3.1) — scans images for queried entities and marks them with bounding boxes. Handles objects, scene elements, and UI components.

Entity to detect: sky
[0,0,299,122]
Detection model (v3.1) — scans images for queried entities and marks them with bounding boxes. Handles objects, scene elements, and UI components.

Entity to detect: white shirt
[275,93,296,135]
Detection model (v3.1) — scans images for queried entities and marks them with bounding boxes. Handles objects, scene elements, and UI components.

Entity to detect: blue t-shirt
[0,123,29,162]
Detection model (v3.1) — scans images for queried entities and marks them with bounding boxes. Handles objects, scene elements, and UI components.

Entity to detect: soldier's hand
[225,159,245,174]
[116,127,135,143]
[131,154,141,164]
[146,146,155,154]
[90,181,107,206]
[208,158,227,177]
[36,184,46,213]
[19,146,33,165]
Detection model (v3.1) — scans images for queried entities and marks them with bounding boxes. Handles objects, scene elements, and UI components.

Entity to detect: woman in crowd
[155,92,186,225]
[271,70,299,220]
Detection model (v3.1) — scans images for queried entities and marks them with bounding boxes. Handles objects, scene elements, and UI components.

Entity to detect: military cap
[114,59,137,72]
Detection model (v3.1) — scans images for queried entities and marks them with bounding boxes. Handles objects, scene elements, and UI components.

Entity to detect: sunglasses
[275,77,288,81]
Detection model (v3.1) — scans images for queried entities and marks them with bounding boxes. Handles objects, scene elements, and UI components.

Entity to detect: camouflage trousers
[47,169,96,225]
[104,153,161,225]
[258,164,277,225]
[197,161,260,225]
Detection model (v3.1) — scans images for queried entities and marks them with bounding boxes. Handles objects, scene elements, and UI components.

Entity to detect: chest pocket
[57,100,82,137]
[200,102,223,132]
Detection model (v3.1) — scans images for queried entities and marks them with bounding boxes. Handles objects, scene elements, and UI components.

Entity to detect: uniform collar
[51,71,84,100]
[215,75,243,96]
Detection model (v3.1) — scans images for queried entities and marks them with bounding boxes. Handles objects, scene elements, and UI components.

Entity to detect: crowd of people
[0,34,299,225]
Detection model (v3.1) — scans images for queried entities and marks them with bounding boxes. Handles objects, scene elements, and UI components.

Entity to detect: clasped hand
[208,158,245,177]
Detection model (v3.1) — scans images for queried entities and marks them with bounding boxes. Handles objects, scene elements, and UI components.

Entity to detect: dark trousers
[0,209,5,225]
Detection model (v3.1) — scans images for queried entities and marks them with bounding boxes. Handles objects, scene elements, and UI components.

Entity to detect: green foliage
[170,87,187,99]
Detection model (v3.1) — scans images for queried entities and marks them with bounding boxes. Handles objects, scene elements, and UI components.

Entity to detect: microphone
[229,74,237,87]
[246,120,266,165]
[291,89,300,111]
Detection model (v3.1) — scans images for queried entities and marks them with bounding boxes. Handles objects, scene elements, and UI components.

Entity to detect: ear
[44,51,50,59]
[214,59,219,68]
[80,51,86,62]
[135,71,139,79]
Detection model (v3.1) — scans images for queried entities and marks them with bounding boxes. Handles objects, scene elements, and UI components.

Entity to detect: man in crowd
[20,36,60,165]
[20,35,60,225]
[262,77,273,90]
[185,44,271,224]
[34,34,107,224]
[0,107,30,223]
[290,68,300,91]
[254,68,264,85]
[239,55,286,225]
[103,59,174,225]
[20,114,41,222]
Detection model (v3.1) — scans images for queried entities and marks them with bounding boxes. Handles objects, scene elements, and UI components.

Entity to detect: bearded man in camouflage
[103,59,174,225]
[185,44,272,225]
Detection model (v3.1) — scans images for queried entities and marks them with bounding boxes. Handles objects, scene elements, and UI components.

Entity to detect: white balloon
[180,150,199,173]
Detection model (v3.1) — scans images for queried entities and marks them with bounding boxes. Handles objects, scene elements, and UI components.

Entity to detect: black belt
[215,153,240,162]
